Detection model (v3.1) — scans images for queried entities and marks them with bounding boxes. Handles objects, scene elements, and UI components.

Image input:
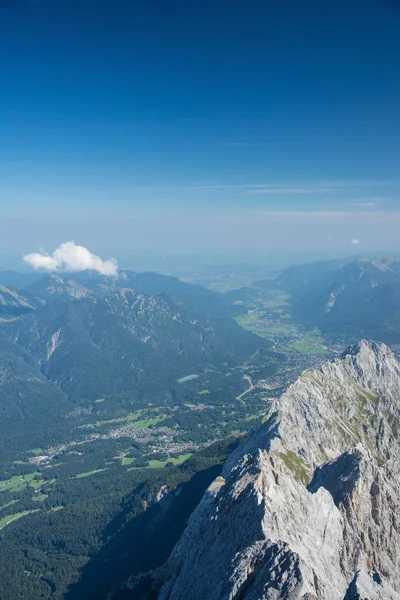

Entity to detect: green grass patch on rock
[278,451,310,485]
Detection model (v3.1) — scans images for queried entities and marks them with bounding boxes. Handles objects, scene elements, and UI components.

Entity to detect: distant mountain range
[3,289,260,411]
[0,269,268,456]
[0,269,243,319]
[257,257,400,343]
[0,269,44,287]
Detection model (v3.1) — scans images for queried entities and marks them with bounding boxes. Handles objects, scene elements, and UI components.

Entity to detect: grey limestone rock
[155,341,400,600]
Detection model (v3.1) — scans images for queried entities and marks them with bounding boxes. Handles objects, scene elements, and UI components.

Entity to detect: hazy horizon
[0,245,398,277]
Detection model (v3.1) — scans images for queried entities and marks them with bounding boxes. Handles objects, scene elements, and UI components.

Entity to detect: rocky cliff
[155,340,400,600]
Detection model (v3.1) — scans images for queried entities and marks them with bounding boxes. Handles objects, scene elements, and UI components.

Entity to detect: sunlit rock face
[156,341,400,600]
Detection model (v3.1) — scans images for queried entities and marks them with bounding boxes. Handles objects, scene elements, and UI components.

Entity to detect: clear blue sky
[1,0,399,261]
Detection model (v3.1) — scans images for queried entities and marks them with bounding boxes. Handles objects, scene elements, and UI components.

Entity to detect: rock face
[155,341,400,600]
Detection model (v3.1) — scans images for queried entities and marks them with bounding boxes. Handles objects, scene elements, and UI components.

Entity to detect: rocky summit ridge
[154,340,400,600]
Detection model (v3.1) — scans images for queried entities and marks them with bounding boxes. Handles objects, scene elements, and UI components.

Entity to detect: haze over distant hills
[256,257,400,343]
[0,268,243,319]
[4,254,400,347]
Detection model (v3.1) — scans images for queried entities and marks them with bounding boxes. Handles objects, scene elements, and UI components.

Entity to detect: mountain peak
[341,338,383,356]
[154,341,400,600]
[340,338,395,366]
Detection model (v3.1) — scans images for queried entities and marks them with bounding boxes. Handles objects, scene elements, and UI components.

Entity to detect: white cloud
[133,180,399,193]
[23,241,118,276]
[244,187,336,195]
[243,210,400,222]
[351,238,361,245]
[347,201,380,209]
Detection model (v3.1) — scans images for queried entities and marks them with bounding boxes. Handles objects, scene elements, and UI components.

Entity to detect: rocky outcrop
[155,341,400,600]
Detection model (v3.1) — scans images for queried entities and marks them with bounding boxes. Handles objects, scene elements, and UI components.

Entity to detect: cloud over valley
[23,241,118,276]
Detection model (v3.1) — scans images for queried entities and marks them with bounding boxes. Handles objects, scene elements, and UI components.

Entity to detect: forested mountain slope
[2,289,263,411]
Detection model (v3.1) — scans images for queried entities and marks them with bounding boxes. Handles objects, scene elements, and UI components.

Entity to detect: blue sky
[1,0,399,261]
